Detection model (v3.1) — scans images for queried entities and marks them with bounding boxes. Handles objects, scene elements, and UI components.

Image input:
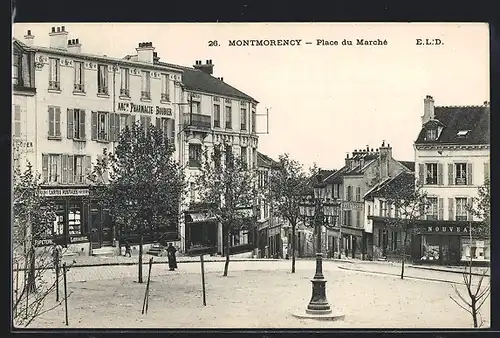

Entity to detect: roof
[324,166,349,184]
[320,169,336,180]
[398,161,415,172]
[415,105,490,145]
[343,153,379,176]
[257,152,279,169]
[364,171,415,200]
[156,61,257,102]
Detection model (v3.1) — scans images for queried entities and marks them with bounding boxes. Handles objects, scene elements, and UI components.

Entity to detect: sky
[13,23,489,170]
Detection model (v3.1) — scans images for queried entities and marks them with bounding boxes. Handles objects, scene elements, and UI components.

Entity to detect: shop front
[184,211,218,256]
[411,222,476,266]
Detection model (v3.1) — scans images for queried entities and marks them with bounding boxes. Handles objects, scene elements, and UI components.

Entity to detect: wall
[13,93,37,173]
[416,147,489,221]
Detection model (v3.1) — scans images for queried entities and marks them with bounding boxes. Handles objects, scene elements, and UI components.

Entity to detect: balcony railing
[184,113,211,130]
[241,124,247,131]
[426,214,438,221]
[74,83,85,92]
[214,120,220,128]
[425,177,437,185]
[49,81,60,90]
[120,88,130,96]
[141,91,151,100]
[189,158,201,168]
[98,86,108,95]
[455,177,467,185]
[226,121,232,129]
[161,93,170,101]
[456,215,468,221]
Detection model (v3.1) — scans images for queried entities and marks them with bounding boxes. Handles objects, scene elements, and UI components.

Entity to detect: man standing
[167,243,178,271]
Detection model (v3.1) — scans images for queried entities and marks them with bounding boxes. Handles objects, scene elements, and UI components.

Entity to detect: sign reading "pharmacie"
[117,102,172,116]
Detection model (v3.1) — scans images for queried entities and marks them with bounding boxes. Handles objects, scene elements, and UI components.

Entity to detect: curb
[409,265,490,278]
[337,265,460,284]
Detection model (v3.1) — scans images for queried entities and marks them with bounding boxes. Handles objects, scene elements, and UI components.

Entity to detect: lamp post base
[292,310,345,321]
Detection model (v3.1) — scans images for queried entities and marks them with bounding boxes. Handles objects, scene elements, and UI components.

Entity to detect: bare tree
[449,181,490,328]
[194,144,257,277]
[12,162,69,327]
[265,154,311,273]
[89,123,185,283]
[381,173,430,279]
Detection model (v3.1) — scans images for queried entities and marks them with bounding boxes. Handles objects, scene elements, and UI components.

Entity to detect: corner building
[14,26,182,254]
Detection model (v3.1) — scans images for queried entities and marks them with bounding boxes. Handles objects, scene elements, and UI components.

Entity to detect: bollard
[63,262,68,326]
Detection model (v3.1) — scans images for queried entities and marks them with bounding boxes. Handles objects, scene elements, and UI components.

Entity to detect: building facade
[13,26,183,254]
[154,59,260,255]
[413,95,490,265]
[324,144,412,260]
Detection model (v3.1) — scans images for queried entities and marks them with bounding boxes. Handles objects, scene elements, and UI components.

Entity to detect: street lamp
[293,173,344,320]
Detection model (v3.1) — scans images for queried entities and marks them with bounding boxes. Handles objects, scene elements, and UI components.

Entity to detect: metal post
[15,262,19,316]
[63,262,68,326]
[55,249,60,302]
[200,254,206,306]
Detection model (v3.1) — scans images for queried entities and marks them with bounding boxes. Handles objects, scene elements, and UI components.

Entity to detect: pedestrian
[167,243,178,271]
[124,240,132,257]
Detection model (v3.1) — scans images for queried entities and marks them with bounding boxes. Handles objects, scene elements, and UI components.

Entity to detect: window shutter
[91,111,98,140]
[467,163,473,185]
[467,198,473,221]
[48,107,55,137]
[168,118,174,140]
[67,109,74,139]
[448,198,454,221]
[484,162,490,183]
[109,113,116,141]
[418,163,424,185]
[14,105,21,138]
[61,154,68,184]
[438,198,444,220]
[128,114,135,129]
[67,155,74,184]
[85,156,92,183]
[42,154,49,182]
[448,163,454,185]
[55,107,61,137]
[80,110,86,139]
[437,163,443,185]
[146,116,152,128]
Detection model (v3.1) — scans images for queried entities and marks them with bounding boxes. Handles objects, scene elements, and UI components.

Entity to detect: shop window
[68,203,83,236]
[420,235,441,261]
[54,203,65,235]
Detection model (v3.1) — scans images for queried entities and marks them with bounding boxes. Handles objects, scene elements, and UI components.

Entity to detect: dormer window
[426,128,437,141]
[457,130,470,138]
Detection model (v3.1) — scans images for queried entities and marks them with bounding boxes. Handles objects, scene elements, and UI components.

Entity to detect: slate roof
[257,152,280,169]
[398,161,415,172]
[415,105,490,145]
[324,166,349,184]
[364,171,415,201]
[156,61,257,102]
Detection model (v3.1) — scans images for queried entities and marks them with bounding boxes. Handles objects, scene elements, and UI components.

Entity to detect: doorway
[90,206,114,249]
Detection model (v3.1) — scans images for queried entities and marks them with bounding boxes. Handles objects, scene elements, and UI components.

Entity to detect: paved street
[21,259,490,329]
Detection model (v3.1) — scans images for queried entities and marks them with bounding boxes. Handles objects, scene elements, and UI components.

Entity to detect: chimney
[24,30,35,47]
[136,42,155,64]
[422,95,435,126]
[153,51,160,62]
[345,153,351,168]
[193,59,214,75]
[378,141,392,180]
[67,38,82,53]
[49,26,69,50]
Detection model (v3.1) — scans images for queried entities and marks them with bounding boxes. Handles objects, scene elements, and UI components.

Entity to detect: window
[391,231,398,251]
[42,154,61,183]
[356,210,361,227]
[457,130,470,138]
[379,200,385,217]
[346,186,352,201]
[455,163,467,185]
[240,146,247,168]
[91,111,109,141]
[161,74,169,101]
[427,197,438,220]
[426,128,437,141]
[139,115,152,131]
[251,111,256,133]
[455,198,468,221]
[48,106,61,138]
[49,58,60,90]
[189,182,195,201]
[72,155,85,183]
[13,54,21,85]
[213,104,221,127]
[74,61,84,92]
[141,71,151,99]
[252,148,257,169]
[156,117,172,141]
[120,67,130,96]
[333,184,339,199]
[97,65,108,94]
[355,187,361,201]
[214,145,221,169]
[67,109,86,140]
[425,163,438,185]
[61,154,89,184]
[367,205,371,216]
[240,108,247,130]
[343,210,352,226]
[13,105,21,138]
[225,106,232,129]
[119,114,130,133]
[225,146,233,167]
[189,144,202,167]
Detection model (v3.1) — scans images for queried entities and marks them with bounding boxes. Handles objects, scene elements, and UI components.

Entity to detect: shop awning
[185,212,216,223]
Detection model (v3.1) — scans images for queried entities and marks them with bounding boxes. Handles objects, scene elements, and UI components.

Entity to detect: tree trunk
[472,299,478,327]
[27,247,36,293]
[400,231,408,280]
[138,234,143,283]
[291,222,296,273]
[223,227,230,277]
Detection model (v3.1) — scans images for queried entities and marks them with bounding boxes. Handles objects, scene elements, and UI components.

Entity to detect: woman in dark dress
[167,243,178,271]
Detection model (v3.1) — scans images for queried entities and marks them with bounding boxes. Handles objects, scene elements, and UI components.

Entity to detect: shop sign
[40,188,89,197]
[342,201,363,210]
[117,102,172,116]
[423,225,470,234]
